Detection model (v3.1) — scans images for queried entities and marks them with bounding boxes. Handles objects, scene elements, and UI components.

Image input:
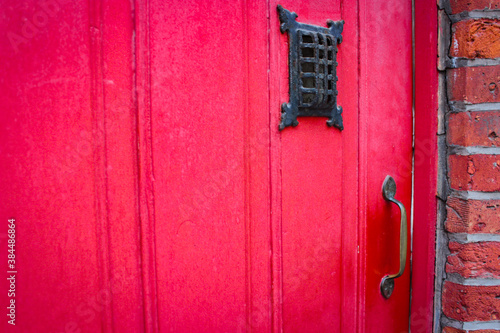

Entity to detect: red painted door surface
[1,0,412,332]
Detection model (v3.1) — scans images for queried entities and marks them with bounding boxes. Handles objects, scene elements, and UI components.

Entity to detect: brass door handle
[380,175,408,299]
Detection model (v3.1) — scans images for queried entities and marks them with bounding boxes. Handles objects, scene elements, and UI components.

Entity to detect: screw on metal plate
[277,5,344,131]
[380,276,395,299]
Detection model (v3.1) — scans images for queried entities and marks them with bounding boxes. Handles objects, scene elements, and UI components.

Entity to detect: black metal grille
[298,30,337,109]
[277,5,344,131]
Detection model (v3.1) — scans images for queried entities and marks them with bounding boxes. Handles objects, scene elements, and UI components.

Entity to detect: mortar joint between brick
[449,101,500,112]
[438,0,452,15]
[446,58,500,69]
[439,9,453,71]
[448,232,500,243]
[446,273,500,286]
[442,315,500,330]
[449,189,500,200]
[436,195,451,333]
[450,10,500,23]
[448,146,500,155]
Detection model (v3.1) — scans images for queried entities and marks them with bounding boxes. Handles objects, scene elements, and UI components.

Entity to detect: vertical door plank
[269,1,346,331]
[358,0,413,331]
[149,0,271,331]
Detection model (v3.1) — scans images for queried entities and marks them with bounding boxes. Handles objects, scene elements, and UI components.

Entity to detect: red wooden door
[1,0,412,332]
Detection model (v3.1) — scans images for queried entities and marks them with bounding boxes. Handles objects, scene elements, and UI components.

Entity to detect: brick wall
[438,1,500,332]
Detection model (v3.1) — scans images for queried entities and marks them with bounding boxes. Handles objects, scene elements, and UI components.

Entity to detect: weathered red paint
[1,0,413,332]
[1,0,144,332]
[359,0,413,331]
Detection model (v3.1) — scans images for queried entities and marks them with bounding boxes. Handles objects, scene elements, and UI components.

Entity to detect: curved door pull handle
[380,175,408,299]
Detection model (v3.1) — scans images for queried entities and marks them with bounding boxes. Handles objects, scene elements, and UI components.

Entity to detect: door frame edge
[411,0,439,332]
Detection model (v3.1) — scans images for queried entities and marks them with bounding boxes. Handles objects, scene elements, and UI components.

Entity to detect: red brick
[448,111,500,147]
[449,155,500,191]
[451,19,500,59]
[450,0,500,14]
[447,241,500,278]
[446,197,500,234]
[448,66,500,103]
[442,281,500,321]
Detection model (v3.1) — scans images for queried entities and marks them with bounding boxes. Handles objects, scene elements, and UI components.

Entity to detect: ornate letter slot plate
[278,5,344,131]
